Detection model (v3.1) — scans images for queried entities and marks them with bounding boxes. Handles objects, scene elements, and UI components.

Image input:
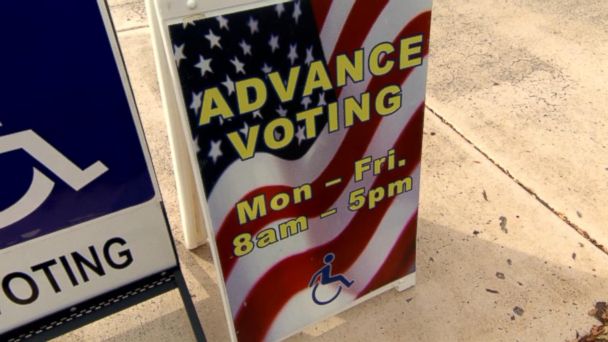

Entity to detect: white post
[145,0,208,249]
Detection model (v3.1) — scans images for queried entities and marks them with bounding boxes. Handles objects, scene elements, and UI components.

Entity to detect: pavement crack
[117,24,149,33]
[425,104,608,257]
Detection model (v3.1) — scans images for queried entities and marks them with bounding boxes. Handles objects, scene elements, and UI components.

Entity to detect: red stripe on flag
[357,212,418,297]
[311,0,333,30]
[327,0,389,76]
[216,11,432,279]
[234,104,425,342]
[319,0,389,92]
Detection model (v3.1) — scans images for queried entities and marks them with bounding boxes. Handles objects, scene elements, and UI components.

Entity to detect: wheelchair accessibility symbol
[0,129,108,230]
[308,253,354,305]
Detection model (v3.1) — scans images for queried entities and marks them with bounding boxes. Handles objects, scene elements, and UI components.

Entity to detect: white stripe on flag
[344,168,421,290]
[319,0,356,60]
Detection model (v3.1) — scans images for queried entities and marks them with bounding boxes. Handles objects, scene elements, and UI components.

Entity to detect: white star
[288,44,298,65]
[193,136,201,154]
[218,117,233,125]
[293,1,302,24]
[296,125,307,145]
[208,140,223,163]
[276,3,285,17]
[230,56,245,74]
[253,110,263,119]
[305,46,314,65]
[182,18,196,29]
[262,63,273,74]
[189,91,203,114]
[274,130,283,141]
[269,34,280,53]
[195,55,213,77]
[217,16,229,30]
[205,29,222,49]
[173,44,186,67]
[301,96,312,109]
[318,92,327,107]
[277,105,288,117]
[222,75,235,96]
[240,122,250,137]
[248,17,259,35]
[240,40,252,56]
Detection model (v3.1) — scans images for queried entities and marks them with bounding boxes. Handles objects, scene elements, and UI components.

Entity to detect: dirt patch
[499,216,508,233]
[573,302,608,341]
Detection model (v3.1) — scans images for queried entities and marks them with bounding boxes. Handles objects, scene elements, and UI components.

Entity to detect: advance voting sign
[157,0,431,340]
[0,0,177,336]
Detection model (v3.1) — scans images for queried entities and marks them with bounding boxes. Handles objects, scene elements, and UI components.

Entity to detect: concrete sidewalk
[55,0,608,341]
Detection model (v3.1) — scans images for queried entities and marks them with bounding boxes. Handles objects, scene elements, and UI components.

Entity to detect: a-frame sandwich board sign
[0,1,204,340]
[148,0,432,341]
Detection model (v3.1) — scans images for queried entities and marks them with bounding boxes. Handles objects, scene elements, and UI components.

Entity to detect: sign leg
[174,270,207,342]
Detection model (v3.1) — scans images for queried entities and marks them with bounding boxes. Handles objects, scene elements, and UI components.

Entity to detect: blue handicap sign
[0,2,154,249]
[309,253,354,305]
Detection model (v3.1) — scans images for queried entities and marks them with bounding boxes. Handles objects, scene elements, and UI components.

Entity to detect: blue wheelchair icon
[308,253,354,305]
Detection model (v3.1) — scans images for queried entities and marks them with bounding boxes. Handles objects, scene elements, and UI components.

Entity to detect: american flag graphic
[169,0,432,340]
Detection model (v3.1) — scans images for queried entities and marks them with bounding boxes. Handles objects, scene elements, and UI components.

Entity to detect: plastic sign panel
[156,0,431,340]
[0,0,177,336]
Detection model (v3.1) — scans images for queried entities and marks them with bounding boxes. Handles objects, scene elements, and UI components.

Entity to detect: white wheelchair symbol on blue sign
[0,129,108,230]
[0,0,156,250]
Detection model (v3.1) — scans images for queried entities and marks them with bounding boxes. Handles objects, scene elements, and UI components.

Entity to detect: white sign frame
[147,0,422,341]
